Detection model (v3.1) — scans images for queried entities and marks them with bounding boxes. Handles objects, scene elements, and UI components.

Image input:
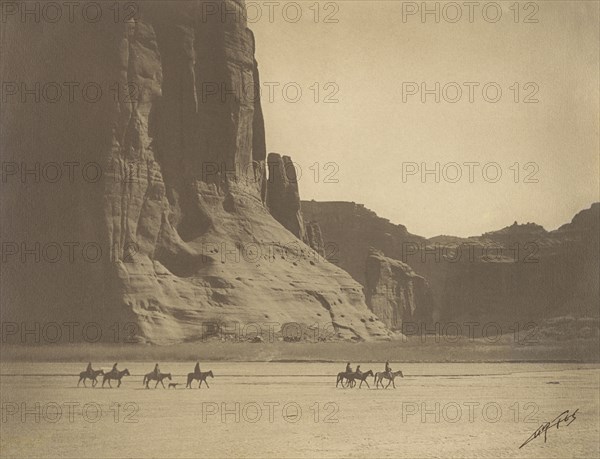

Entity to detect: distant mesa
[302,201,599,330]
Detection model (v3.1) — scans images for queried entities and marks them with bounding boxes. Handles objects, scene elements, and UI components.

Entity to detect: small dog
[168,383,179,389]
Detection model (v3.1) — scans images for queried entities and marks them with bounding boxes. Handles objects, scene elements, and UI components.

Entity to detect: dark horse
[78,369,104,387]
[337,370,373,388]
[336,371,353,388]
[349,370,374,388]
[102,368,131,388]
[186,370,214,388]
[143,371,172,389]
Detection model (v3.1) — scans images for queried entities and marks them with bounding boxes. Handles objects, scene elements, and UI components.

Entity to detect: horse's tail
[142,375,147,385]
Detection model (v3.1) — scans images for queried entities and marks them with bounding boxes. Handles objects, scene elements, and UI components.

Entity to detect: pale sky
[252,1,599,237]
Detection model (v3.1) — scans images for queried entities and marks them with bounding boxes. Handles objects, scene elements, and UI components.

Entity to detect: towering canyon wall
[0,1,388,343]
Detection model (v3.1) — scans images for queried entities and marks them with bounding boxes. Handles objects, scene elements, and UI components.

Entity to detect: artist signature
[519,409,578,449]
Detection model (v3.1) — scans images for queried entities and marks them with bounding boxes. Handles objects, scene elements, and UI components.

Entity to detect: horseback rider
[345,362,352,374]
[194,362,201,376]
[112,362,118,373]
[153,363,160,378]
[86,362,93,377]
[355,365,361,374]
[385,360,392,375]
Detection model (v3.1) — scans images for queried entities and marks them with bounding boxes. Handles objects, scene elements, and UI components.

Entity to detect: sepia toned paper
[0,1,598,458]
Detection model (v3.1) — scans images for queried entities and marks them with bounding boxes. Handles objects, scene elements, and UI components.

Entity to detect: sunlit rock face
[0,1,389,343]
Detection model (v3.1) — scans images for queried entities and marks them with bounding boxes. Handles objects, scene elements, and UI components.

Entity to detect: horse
[186,370,214,388]
[102,368,130,388]
[336,371,353,388]
[78,369,104,388]
[374,370,404,389]
[143,371,172,389]
[350,370,374,388]
[336,370,372,388]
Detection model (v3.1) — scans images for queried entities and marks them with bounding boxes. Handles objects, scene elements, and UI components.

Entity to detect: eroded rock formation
[304,221,326,257]
[265,153,305,239]
[365,249,434,330]
[301,201,426,287]
[0,1,388,343]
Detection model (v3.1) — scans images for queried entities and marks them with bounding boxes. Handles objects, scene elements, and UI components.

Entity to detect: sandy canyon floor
[1,362,598,458]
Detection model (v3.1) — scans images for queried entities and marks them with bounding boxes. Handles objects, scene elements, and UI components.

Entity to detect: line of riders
[78,361,402,389]
[77,362,214,389]
[336,361,404,389]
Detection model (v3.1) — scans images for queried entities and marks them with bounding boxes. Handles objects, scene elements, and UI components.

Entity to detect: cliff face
[304,221,326,257]
[365,250,434,331]
[0,1,388,343]
[417,204,600,324]
[303,201,599,328]
[265,153,305,240]
[301,201,426,286]
[300,201,432,326]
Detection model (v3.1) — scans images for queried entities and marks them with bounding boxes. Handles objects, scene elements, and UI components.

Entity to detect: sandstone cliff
[301,201,426,286]
[302,201,599,329]
[0,1,388,343]
[419,203,599,324]
[304,221,326,257]
[265,153,305,240]
[365,249,434,331]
